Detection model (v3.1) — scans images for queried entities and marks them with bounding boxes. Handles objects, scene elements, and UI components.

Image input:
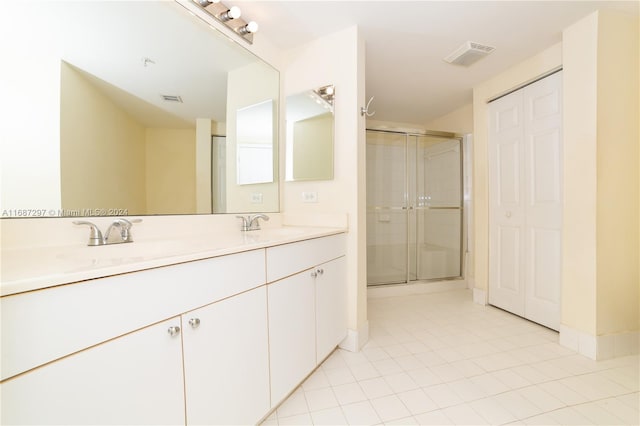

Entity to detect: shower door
[366,131,409,285]
[412,136,462,281]
[367,130,463,286]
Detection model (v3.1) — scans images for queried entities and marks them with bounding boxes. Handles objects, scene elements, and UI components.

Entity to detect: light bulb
[245,21,259,33]
[324,86,334,95]
[219,6,241,21]
[225,6,241,20]
[238,21,259,35]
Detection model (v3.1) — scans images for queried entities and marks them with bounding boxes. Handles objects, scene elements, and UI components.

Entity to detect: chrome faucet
[236,214,269,231]
[74,218,142,246]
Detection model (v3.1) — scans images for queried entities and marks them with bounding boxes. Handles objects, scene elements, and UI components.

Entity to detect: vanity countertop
[0,226,346,297]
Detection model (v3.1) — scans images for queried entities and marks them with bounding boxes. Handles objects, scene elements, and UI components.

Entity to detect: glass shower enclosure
[366,129,463,286]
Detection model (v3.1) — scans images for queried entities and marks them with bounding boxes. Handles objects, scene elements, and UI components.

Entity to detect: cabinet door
[315,256,347,362]
[182,286,270,425]
[0,318,185,425]
[268,272,316,406]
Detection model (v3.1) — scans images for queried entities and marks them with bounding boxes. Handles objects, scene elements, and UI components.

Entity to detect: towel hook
[360,96,376,117]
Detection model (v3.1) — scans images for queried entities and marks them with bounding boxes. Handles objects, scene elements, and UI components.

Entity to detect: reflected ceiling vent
[444,41,495,66]
[161,95,183,103]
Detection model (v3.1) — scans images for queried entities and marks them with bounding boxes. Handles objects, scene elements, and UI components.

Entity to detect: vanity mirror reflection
[0,0,279,217]
[285,85,335,181]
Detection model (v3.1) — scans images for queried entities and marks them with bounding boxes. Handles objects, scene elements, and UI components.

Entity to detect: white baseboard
[473,288,487,305]
[367,280,467,299]
[340,321,369,352]
[560,325,639,360]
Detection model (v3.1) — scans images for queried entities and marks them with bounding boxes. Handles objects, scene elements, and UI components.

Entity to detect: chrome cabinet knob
[188,318,201,328]
[167,326,181,337]
[310,271,318,278]
[317,268,324,275]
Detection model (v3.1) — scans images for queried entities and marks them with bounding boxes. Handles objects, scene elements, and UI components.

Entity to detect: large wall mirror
[285,85,335,181]
[0,0,279,217]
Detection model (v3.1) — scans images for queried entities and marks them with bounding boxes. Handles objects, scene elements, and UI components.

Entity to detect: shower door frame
[366,127,466,286]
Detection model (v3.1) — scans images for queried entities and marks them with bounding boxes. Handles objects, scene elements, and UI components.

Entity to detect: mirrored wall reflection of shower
[366,129,463,286]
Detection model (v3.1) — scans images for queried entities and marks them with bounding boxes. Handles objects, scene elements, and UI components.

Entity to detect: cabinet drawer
[1,249,265,381]
[266,234,346,282]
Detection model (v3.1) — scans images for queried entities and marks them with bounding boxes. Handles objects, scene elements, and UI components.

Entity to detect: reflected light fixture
[314,85,335,106]
[312,84,335,112]
[192,0,258,44]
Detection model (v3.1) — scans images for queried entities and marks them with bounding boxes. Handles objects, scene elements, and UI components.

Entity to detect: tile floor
[262,289,639,425]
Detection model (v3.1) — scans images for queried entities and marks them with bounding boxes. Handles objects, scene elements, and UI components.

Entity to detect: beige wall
[283,26,368,347]
[593,11,639,336]
[292,113,334,180]
[562,11,640,338]
[60,62,147,215]
[562,14,599,335]
[424,103,474,134]
[145,128,196,215]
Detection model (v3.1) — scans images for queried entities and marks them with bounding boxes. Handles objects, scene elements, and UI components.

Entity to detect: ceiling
[226,1,639,124]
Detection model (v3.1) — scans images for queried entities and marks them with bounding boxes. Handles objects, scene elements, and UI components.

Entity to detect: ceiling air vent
[444,41,495,67]
[161,95,183,103]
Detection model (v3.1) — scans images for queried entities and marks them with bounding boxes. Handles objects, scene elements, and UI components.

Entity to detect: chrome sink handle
[105,218,142,243]
[248,214,269,231]
[117,218,142,242]
[73,221,104,246]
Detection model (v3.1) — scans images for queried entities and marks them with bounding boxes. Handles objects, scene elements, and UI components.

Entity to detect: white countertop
[0,226,346,296]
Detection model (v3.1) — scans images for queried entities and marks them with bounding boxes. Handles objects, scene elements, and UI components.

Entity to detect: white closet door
[523,72,563,330]
[488,88,526,317]
[489,71,562,331]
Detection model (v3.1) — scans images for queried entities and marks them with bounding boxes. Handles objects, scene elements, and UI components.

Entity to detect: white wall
[0,2,62,212]
[282,26,368,349]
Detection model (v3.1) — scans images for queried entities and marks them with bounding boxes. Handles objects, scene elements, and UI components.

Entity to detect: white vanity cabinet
[1,249,268,425]
[1,230,348,425]
[266,234,347,406]
[182,285,270,425]
[0,317,186,425]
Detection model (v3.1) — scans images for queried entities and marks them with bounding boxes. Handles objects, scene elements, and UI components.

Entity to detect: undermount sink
[252,227,312,239]
[55,239,213,265]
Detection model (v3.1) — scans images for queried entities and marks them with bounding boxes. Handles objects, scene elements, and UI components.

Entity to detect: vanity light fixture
[191,0,258,44]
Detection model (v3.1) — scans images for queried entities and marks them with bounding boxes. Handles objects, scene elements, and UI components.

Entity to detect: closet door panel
[489,91,526,316]
[524,72,563,330]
